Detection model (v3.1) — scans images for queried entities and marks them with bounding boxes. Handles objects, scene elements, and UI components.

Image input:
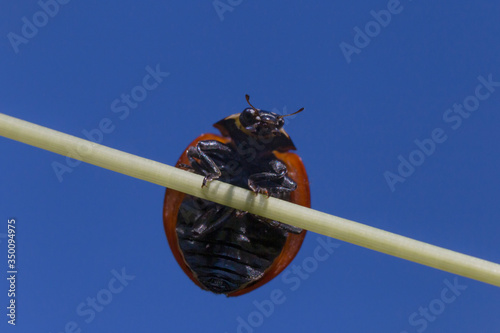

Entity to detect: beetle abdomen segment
[176,195,287,294]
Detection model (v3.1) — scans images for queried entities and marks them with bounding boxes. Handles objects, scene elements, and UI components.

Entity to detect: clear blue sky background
[1,1,500,332]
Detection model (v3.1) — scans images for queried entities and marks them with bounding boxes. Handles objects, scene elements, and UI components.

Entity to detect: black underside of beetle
[176,141,295,294]
[177,195,288,294]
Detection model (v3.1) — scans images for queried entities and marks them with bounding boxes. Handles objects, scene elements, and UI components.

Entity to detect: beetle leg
[191,206,235,238]
[178,196,235,239]
[186,140,233,187]
[248,160,297,196]
[248,171,283,194]
[235,210,248,218]
[254,216,303,234]
[270,220,303,234]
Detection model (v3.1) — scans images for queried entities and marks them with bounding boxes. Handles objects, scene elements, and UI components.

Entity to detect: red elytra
[163,97,310,296]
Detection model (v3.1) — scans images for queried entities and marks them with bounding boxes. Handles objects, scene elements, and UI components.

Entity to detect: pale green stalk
[1,113,499,287]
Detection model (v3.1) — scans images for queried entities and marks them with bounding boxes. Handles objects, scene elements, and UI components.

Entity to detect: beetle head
[213,95,304,152]
[238,94,304,138]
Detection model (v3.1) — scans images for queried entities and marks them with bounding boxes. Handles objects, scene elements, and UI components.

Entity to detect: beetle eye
[240,108,258,127]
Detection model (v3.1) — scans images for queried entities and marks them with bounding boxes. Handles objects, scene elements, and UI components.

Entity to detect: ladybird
[163,95,310,296]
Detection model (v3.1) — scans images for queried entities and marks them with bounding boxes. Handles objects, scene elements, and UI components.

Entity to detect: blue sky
[1,1,500,332]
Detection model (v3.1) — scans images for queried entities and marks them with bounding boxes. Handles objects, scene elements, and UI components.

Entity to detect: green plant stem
[1,112,499,287]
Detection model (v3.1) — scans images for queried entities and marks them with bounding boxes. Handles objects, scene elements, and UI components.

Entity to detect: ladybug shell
[163,133,310,297]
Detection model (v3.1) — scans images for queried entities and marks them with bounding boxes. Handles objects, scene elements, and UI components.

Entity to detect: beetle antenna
[245,94,260,112]
[280,107,305,119]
